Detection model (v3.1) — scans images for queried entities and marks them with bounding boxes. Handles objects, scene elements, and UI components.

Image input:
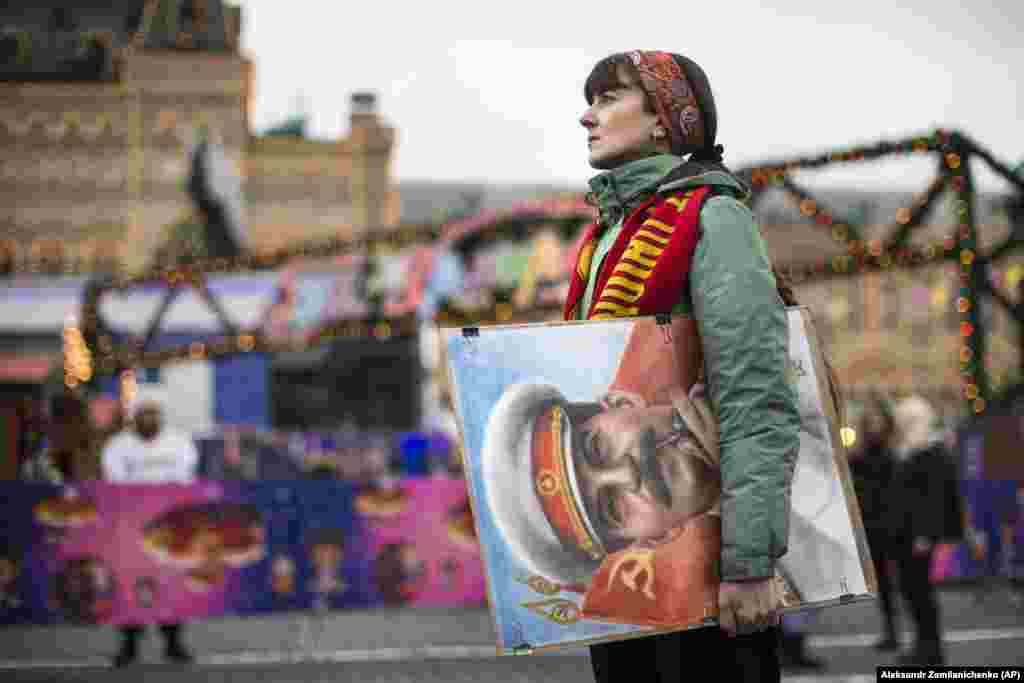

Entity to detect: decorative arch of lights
[735,129,1024,416]
[72,198,593,383]
[71,130,1024,417]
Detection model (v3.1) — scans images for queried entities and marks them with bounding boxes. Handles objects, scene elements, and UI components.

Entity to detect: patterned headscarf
[625,50,709,157]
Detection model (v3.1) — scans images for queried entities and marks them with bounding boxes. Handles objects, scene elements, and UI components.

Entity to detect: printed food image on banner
[102,482,250,626]
[355,480,411,519]
[141,500,265,593]
[0,479,487,627]
[443,311,875,653]
[34,491,99,529]
[360,478,487,609]
[37,483,119,626]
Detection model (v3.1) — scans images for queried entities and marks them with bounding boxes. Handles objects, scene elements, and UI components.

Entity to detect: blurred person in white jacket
[101,400,198,666]
[102,402,198,484]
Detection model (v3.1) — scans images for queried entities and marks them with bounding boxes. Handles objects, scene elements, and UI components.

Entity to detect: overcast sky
[237,1,1022,193]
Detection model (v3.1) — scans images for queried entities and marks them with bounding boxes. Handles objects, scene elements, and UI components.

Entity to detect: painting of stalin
[482,318,727,628]
[482,317,847,629]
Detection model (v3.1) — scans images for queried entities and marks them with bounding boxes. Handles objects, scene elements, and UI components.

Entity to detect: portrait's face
[573,402,718,552]
[580,64,662,170]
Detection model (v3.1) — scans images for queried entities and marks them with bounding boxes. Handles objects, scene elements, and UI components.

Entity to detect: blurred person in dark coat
[848,391,899,651]
[887,394,964,666]
[21,392,101,484]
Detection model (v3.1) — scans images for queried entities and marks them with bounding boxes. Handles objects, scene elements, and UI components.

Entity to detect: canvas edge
[794,305,880,599]
[438,326,508,656]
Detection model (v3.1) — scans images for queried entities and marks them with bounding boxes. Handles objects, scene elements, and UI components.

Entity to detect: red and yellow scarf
[564,185,713,321]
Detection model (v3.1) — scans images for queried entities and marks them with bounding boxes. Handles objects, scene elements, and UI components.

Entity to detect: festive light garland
[87,314,423,373]
[775,237,960,283]
[774,175,865,248]
[112,222,443,289]
[742,129,1024,415]
[0,242,121,277]
[0,198,593,278]
[81,301,570,373]
[948,142,988,414]
[62,317,93,388]
[441,195,595,248]
[434,301,564,327]
[744,131,948,179]
[743,132,954,256]
[75,195,592,375]
[71,128,1022,421]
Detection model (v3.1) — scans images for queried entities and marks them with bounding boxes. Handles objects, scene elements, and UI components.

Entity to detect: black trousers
[895,546,941,649]
[867,528,898,640]
[590,626,780,683]
[119,623,184,654]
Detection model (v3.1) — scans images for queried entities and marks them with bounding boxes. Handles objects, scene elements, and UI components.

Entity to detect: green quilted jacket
[583,155,801,581]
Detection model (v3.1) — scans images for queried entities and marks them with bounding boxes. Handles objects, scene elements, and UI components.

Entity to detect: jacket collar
[587,154,683,226]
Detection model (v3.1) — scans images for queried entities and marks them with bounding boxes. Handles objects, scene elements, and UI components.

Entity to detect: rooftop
[0,1,238,82]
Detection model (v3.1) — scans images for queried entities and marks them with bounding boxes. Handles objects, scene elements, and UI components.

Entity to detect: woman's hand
[718,578,779,637]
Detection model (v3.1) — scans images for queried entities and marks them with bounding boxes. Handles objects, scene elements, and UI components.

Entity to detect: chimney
[350,91,379,130]
[224,4,243,51]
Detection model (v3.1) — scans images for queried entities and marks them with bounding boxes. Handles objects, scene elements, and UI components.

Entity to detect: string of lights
[776,236,961,284]
[112,222,443,289]
[744,130,948,180]
[774,175,864,247]
[948,141,989,414]
[77,300,569,375]
[70,128,1021,419]
[745,129,1022,415]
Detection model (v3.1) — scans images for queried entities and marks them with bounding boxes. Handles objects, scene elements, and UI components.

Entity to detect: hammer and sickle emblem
[516,575,561,596]
[522,598,582,625]
[605,550,656,601]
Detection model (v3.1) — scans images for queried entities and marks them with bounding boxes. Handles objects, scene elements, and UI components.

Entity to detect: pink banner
[43,481,251,626]
[359,477,486,608]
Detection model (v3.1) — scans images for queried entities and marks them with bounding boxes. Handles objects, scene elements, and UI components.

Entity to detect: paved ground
[1,583,1022,682]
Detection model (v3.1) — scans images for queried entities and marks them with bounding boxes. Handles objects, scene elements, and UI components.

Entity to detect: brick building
[0,1,396,274]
